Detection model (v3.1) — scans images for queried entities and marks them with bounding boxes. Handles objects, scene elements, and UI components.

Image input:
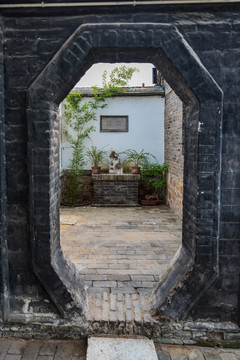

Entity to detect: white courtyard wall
[61,95,165,170]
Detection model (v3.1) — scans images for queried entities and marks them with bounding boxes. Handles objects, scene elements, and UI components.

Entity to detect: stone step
[87,337,158,360]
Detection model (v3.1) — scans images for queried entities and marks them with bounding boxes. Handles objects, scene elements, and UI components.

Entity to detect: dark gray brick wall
[3,16,84,314]
[0,16,10,322]
[0,4,239,331]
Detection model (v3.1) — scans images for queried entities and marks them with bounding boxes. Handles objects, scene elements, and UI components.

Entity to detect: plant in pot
[85,146,107,174]
[121,149,156,174]
[140,162,168,205]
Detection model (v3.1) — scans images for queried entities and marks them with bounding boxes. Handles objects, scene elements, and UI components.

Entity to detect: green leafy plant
[63,90,106,204]
[140,162,168,200]
[85,146,108,167]
[63,65,139,204]
[121,149,156,168]
[102,65,139,94]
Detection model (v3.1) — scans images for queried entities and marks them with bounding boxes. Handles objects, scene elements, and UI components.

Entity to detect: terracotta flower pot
[131,166,141,174]
[91,166,101,174]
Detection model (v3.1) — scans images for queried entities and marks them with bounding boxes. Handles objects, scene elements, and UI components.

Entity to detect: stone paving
[60,205,182,322]
[1,338,240,360]
[0,338,87,360]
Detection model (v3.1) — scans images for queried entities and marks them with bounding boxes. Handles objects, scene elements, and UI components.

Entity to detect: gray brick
[141,281,155,288]
[95,292,102,307]
[133,301,142,322]
[94,307,102,321]
[131,275,155,281]
[118,281,142,288]
[110,293,116,311]
[140,293,148,311]
[88,287,110,294]
[85,274,108,281]
[117,301,124,321]
[93,281,117,287]
[112,287,135,294]
[132,294,138,301]
[107,274,130,281]
[110,264,130,269]
[117,293,123,301]
[102,300,110,321]
[126,311,132,321]
[125,294,132,310]
[110,311,117,321]
[103,292,108,301]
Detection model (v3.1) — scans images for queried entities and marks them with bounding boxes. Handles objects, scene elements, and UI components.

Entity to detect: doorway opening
[59,62,184,321]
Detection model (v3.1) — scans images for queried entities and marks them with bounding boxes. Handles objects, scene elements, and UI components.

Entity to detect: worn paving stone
[4,355,22,360]
[161,345,190,360]
[7,340,26,355]
[188,348,205,360]
[21,340,43,360]
[0,339,11,359]
[220,354,238,360]
[87,337,158,360]
[201,349,222,360]
[157,351,172,360]
[39,342,57,356]
[53,342,74,360]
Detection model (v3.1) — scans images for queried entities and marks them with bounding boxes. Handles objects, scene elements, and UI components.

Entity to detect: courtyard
[60,205,182,322]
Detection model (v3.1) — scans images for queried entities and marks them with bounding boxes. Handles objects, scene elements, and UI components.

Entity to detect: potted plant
[85,146,107,174]
[121,149,156,174]
[140,162,168,205]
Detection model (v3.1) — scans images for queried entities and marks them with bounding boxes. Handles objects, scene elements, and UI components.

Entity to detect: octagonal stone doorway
[27,23,222,323]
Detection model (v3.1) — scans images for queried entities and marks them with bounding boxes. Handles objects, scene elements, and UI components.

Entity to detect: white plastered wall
[61,94,164,170]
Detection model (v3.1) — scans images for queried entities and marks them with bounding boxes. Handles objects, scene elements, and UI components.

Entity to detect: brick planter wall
[60,170,93,205]
[92,174,140,206]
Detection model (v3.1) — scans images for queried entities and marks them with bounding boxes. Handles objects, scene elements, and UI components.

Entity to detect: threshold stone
[87,337,158,360]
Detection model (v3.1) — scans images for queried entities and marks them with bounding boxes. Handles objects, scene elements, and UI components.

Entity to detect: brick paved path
[0,338,87,360]
[1,338,240,360]
[60,205,182,322]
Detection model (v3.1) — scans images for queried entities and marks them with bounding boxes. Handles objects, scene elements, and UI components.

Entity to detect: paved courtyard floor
[1,338,240,360]
[60,205,182,322]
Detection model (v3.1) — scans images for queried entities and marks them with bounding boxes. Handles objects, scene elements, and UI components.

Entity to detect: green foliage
[63,90,107,204]
[85,146,108,167]
[63,65,138,204]
[140,162,169,191]
[102,65,139,95]
[121,149,156,167]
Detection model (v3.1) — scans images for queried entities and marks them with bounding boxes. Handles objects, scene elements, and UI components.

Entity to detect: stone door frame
[27,22,223,319]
